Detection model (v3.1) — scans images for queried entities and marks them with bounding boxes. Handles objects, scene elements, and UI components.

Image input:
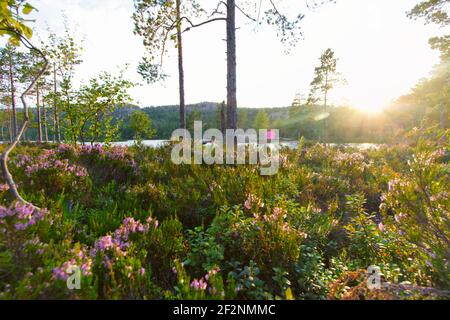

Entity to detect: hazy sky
[27,0,447,111]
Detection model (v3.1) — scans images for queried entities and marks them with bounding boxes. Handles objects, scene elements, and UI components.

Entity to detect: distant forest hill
[115,101,425,143]
[3,100,429,143]
[118,102,293,141]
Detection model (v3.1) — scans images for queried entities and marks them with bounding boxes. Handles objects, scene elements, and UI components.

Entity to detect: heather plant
[89,217,157,299]
[201,203,308,285]
[11,148,91,201]
[380,142,449,287]
[0,202,84,299]
[0,140,449,300]
[0,203,48,276]
[77,144,138,185]
[170,260,232,300]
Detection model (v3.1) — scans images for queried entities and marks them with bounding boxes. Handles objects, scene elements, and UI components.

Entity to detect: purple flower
[0,203,47,231]
[97,235,114,250]
[190,278,207,291]
[244,193,264,210]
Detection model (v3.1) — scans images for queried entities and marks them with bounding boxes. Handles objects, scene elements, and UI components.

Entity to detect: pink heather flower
[273,207,282,218]
[388,179,399,191]
[53,267,68,281]
[139,268,146,276]
[52,253,93,281]
[57,144,74,153]
[244,193,264,210]
[98,235,114,250]
[15,202,34,219]
[244,198,252,210]
[272,207,287,219]
[14,223,27,230]
[172,267,178,274]
[0,184,9,192]
[106,147,128,160]
[378,222,385,233]
[91,217,158,270]
[0,203,47,231]
[190,278,207,291]
[81,261,92,276]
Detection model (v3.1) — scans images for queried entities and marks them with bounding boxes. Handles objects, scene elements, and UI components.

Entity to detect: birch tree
[0,0,48,205]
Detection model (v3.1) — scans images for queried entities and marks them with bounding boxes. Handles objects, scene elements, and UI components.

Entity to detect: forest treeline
[2,90,447,143]
[1,34,447,144]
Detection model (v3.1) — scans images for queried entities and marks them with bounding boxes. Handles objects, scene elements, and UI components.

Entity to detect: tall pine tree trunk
[7,104,12,143]
[226,0,237,130]
[8,56,17,137]
[221,101,227,134]
[42,94,48,143]
[36,83,42,143]
[323,72,329,142]
[176,0,186,129]
[53,63,61,142]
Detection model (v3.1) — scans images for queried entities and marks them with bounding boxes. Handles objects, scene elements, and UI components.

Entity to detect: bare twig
[235,4,257,21]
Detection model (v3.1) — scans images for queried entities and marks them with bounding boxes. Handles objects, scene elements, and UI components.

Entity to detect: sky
[25,0,448,111]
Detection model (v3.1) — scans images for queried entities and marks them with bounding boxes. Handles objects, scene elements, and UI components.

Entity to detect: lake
[0,139,381,150]
[109,140,381,150]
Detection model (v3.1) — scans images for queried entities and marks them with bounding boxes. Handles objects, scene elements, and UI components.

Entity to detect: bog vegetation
[0,0,449,300]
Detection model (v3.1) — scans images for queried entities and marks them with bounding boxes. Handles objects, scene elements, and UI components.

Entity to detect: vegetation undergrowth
[1,131,448,300]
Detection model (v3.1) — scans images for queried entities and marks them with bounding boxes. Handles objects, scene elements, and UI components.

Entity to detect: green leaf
[285,287,294,300]
[22,3,35,15]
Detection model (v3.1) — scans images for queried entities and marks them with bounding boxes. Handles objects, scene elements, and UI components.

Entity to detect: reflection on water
[109,140,168,148]
[110,140,381,150]
[0,139,381,150]
[280,141,381,150]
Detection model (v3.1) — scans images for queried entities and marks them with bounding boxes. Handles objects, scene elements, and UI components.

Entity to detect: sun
[350,96,387,114]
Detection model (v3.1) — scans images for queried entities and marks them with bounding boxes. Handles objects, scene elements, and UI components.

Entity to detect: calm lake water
[1,139,381,150]
[109,140,168,148]
[109,140,381,150]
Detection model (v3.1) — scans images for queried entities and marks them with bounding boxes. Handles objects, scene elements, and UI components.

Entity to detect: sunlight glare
[350,96,387,114]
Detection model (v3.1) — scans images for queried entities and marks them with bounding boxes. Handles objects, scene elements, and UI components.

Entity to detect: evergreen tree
[307,48,345,141]
[253,110,270,130]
